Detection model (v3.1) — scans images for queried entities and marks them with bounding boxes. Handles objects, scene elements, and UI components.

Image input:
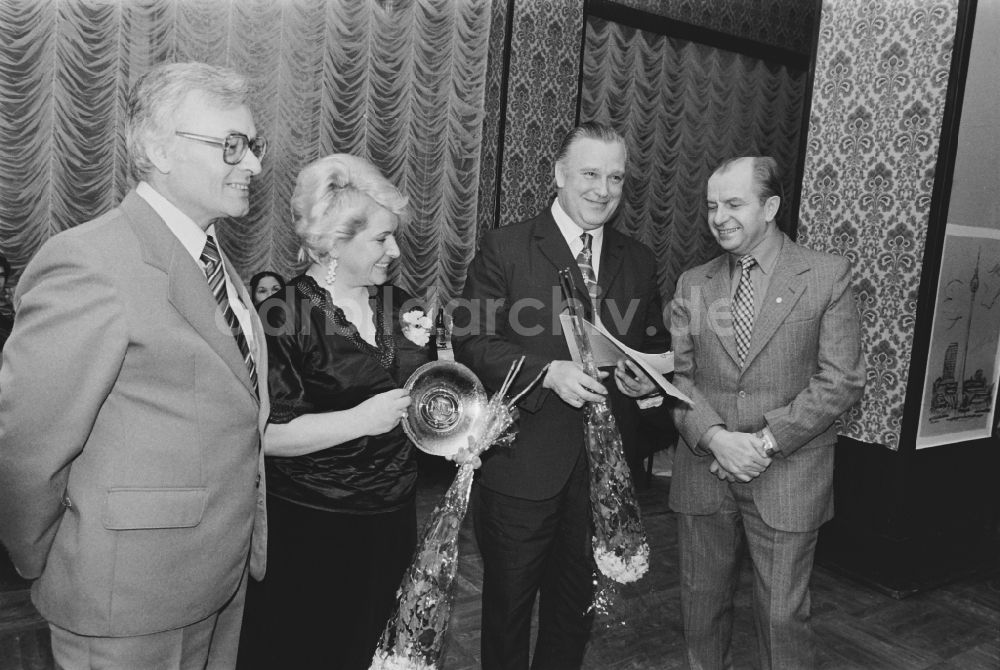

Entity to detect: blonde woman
[247,155,432,669]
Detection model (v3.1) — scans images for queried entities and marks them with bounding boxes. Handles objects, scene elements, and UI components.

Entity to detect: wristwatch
[757,430,778,458]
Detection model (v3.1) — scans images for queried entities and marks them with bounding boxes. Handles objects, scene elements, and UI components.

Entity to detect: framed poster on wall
[916,224,1000,448]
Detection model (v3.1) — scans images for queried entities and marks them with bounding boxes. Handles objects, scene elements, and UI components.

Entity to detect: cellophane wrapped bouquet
[558,270,649,616]
[370,360,528,670]
[584,401,649,585]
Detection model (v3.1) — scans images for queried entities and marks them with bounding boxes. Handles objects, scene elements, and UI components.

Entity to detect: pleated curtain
[0,0,492,311]
[2,2,809,311]
[580,17,807,302]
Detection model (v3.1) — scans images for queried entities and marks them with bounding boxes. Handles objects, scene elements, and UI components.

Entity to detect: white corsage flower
[401,309,433,346]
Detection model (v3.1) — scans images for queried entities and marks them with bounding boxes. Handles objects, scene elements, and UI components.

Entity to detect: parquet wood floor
[1,467,997,669]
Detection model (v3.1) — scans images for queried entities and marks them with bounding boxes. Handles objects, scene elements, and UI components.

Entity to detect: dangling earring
[325,257,338,287]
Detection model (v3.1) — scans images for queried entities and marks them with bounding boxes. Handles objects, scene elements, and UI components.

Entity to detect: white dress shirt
[551,199,604,279]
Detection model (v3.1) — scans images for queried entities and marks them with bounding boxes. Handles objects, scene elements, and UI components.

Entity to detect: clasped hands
[707,429,773,483]
[543,359,657,409]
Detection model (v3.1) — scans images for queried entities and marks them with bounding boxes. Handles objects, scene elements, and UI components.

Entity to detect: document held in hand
[559,314,693,405]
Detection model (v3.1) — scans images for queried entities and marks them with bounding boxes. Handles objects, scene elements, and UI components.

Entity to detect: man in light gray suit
[669,156,865,669]
[0,62,269,669]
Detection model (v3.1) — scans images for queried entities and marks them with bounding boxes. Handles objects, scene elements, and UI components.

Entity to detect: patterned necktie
[733,254,757,366]
[576,232,599,317]
[201,235,259,395]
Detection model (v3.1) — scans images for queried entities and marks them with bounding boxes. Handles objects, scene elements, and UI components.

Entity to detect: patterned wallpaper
[613,0,816,54]
[495,0,585,227]
[797,0,959,449]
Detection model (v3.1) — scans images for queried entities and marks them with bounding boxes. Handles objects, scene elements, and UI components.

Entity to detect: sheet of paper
[559,314,693,405]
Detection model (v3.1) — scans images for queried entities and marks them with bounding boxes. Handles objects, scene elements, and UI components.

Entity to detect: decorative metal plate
[402,360,489,457]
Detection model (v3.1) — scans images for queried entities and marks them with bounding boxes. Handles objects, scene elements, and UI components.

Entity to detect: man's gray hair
[554,121,628,166]
[125,62,251,182]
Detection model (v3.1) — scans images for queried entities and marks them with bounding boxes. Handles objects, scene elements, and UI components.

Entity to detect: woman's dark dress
[248,275,432,670]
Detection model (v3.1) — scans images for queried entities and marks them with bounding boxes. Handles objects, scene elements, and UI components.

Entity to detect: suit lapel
[701,255,741,365]
[121,192,258,400]
[741,239,809,369]
[597,226,625,302]
[533,214,591,308]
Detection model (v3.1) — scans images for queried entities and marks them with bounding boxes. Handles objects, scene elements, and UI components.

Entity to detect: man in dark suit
[0,62,269,668]
[452,122,668,670]
[669,156,865,669]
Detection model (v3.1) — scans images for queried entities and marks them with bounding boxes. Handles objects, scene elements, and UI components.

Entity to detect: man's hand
[706,429,771,482]
[543,360,608,408]
[613,359,657,398]
[709,459,737,482]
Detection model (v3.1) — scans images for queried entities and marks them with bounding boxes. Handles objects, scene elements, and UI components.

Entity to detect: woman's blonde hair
[290,154,409,263]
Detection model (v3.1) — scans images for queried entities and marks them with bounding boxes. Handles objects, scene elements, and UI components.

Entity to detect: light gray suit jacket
[669,235,865,532]
[0,191,269,636]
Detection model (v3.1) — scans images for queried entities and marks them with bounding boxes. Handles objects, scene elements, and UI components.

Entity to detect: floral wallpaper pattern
[797,0,959,449]
[494,0,584,227]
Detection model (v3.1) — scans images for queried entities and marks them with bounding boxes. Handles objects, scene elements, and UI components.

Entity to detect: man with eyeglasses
[0,61,270,668]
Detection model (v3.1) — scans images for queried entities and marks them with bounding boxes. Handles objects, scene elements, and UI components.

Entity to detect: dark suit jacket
[452,210,667,500]
[0,191,269,636]
[669,235,865,532]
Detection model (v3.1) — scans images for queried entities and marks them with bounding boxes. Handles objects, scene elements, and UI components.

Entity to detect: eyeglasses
[174,131,268,165]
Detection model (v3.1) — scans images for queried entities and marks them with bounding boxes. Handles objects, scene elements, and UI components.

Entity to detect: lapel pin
[776,297,783,303]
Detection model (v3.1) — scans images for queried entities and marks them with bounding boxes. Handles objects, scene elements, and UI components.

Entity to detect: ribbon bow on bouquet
[558,268,650,615]
[370,357,540,670]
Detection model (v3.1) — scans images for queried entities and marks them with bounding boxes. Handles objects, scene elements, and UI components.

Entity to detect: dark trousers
[473,453,595,670]
[678,482,818,670]
[238,495,416,670]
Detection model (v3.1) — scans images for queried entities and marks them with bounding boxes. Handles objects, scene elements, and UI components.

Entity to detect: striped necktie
[733,254,757,366]
[576,232,599,317]
[201,235,259,395]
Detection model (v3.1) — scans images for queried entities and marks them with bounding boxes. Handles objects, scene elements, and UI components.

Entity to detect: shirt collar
[136,181,211,262]
[730,224,783,276]
[551,199,604,248]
